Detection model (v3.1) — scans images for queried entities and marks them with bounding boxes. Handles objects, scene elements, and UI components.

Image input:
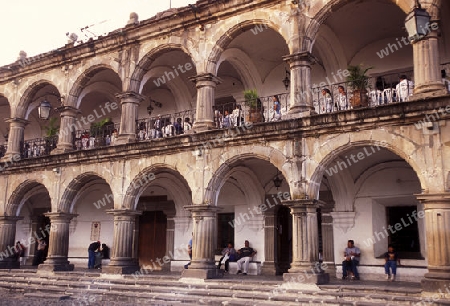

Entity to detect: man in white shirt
[395,75,414,102]
[342,239,361,280]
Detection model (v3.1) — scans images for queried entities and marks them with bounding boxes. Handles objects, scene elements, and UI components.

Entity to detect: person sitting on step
[236,240,256,275]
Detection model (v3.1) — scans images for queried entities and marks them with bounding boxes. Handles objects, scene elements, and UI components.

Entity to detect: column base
[288,107,315,119]
[102,259,140,274]
[421,272,450,292]
[410,88,448,101]
[38,260,74,272]
[261,261,277,276]
[0,260,20,269]
[192,122,215,132]
[51,146,74,155]
[283,272,329,285]
[115,134,136,145]
[181,267,218,279]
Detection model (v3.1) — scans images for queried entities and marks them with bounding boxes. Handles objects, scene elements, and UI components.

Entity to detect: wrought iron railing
[73,123,120,150]
[21,136,58,159]
[213,93,290,128]
[135,109,196,141]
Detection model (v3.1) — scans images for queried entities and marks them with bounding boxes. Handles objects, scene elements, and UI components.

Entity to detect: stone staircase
[0,269,449,305]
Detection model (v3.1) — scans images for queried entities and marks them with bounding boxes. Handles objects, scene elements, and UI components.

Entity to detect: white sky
[0,0,195,66]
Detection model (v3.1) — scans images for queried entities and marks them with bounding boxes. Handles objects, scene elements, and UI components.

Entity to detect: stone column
[3,118,29,161]
[411,25,447,98]
[321,213,336,277]
[416,193,450,292]
[0,216,23,269]
[283,199,329,284]
[190,73,221,131]
[53,106,78,154]
[26,216,40,265]
[103,209,142,274]
[38,212,76,272]
[115,92,145,145]
[283,52,315,117]
[261,208,277,275]
[165,217,175,271]
[182,205,221,279]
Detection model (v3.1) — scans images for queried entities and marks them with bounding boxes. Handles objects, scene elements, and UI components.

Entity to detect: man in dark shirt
[88,241,100,269]
[236,240,256,275]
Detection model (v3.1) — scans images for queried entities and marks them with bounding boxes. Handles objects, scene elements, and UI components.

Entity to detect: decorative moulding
[330,211,356,234]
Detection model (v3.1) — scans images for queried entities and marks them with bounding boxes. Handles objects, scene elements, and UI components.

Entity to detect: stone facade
[0,0,449,293]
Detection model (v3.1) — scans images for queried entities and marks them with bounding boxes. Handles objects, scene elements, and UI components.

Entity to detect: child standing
[384,244,400,281]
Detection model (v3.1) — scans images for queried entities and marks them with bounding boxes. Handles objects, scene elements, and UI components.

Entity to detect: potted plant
[43,117,59,153]
[347,65,372,108]
[243,89,263,123]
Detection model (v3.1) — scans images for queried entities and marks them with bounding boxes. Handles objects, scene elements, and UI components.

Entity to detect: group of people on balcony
[21,138,57,159]
[317,75,416,114]
[137,116,193,140]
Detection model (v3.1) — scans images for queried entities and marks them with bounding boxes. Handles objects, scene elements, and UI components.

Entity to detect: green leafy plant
[90,118,112,136]
[346,65,373,91]
[43,117,60,137]
[243,89,259,108]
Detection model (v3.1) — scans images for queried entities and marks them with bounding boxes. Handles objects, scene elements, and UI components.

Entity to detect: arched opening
[60,173,114,268]
[0,94,11,157]
[209,156,291,275]
[310,0,419,113]
[19,82,62,158]
[132,46,197,140]
[124,166,192,272]
[69,66,122,150]
[212,21,290,126]
[8,181,52,267]
[313,145,424,281]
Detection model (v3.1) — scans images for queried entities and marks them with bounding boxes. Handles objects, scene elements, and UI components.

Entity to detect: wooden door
[138,211,167,268]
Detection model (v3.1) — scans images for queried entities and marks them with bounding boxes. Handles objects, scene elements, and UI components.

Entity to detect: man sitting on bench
[342,239,360,280]
[236,240,257,275]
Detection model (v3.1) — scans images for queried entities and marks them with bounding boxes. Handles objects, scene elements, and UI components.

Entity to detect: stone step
[1,270,447,305]
[22,292,71,300]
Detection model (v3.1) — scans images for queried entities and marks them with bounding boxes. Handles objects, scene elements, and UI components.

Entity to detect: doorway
[276,206,291,274]
[138,211,167,269]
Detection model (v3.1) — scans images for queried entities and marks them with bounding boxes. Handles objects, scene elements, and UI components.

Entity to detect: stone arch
[129,44,197,94]
[59,172,111,213]
[307,137,427,200]
[205,148,289,205]
[305,0,416,53]
[67,64,122,108]
[122,165,192,216]
[6,180,50,217]
[216,48,263,91]
[206,19,290,74]
[15,80,60,118]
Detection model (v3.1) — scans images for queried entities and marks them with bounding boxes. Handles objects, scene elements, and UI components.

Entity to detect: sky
[0,0,195,66]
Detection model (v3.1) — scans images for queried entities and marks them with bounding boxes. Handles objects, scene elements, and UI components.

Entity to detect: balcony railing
[21,136,58,159]
[135,109,196,140]
[16,65,450,157]
[73,123,120,150]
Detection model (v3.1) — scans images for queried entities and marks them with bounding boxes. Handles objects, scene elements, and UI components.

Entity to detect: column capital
[283,52,318,66]
[415,193,450,209]
[55,105,80,117]
[5,117,29,126]
[106,209,142,218]
[115,91,146,104]
[283,199,324,213]
[0,216,24,223]
[43,212,78,222]
[189,73,222,86]
[184,205,222,219]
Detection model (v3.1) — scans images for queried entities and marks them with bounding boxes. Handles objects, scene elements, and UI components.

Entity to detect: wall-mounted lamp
[273,170,283,190]
[405,0,431,43]
[282,69,290,91]
[147,98,162,115]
